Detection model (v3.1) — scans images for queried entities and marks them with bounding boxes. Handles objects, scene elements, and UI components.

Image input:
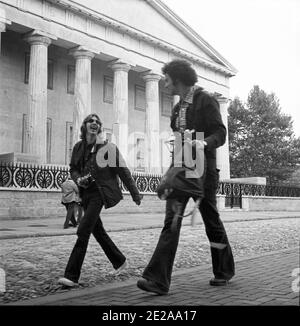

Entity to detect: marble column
[109,60,131,160]
[23,31,52,163]
[69,46,95,145]
[216,97,230,180]
[142,72,161,174]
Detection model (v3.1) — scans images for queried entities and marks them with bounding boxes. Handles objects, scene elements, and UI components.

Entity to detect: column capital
[108,59,131,72]
[0,8,11,32]
[68,45,96,60]
[213,92,229,104]
[218,98,229,105]
[23,30,56,46]
[0,22,5,33]
[141,71,162,82]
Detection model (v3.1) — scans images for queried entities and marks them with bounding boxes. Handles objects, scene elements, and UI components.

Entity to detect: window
[67,65,75,94]
[134,85,146,111]
[135,137,145,172]
[65,122,73,164]
[21,113,29,153]
[24,53,30,84]
[24,53,54,90]
[161,93,173,117]
[47,60,54,90]
[103,76,113,103]
[46,118,52,163]
[0,37,8,57]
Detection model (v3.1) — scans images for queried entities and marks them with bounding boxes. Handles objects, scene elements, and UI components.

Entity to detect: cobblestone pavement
[0,217,299,304]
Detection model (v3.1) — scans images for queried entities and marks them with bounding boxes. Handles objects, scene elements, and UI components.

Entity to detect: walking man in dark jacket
[58,113,141,287]
[137,59,235,295]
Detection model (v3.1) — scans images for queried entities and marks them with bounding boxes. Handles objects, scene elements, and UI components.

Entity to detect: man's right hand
[133,194,143,206]
[77,177,88,189]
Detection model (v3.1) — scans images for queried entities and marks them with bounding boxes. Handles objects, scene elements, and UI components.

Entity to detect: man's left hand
[184,138,206,150]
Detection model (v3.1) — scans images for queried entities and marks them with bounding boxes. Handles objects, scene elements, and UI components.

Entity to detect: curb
[0,215,299,240]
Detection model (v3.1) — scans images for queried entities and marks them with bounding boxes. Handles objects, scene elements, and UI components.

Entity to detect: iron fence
[0,162,69,189]
[0,162,162,193]
[217,182,300,208]
[1,163,300,208]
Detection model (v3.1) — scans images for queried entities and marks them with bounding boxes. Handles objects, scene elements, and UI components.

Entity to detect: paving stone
[0,217,299,306]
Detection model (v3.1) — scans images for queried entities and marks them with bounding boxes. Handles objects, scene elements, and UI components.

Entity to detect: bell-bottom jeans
[142,175,235,292]
[64,189,125,283]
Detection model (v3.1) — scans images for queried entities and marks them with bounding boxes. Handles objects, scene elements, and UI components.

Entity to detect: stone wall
[1,189,299,220]
[242,196,300,212]
[0,189,168,220]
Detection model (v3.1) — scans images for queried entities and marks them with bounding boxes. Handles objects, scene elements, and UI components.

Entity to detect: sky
[162,0,300,137]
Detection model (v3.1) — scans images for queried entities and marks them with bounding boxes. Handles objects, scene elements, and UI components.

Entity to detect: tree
[281,164,300,186]
[228,85,300,185]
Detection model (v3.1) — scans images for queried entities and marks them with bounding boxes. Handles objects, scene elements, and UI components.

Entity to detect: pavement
[6,247,299,307]
[0,210,299,240]
[0,210,299,312]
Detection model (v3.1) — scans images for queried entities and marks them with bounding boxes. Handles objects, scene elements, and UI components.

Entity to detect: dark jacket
[170,88,226,194]
[170,88,226,170]
[69,139,140,209]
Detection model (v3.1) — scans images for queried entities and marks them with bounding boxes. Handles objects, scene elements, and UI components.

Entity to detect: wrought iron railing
[1,163,300,205]
[0,162,162,193]
[217,182,243,208]
[0,162,69,189]
[217,182,300,198]
[217,182,300,208]
[121,174,162,193]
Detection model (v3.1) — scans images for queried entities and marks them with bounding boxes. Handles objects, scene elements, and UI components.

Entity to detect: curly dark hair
[162,59,198,86]
[80,113,102,140]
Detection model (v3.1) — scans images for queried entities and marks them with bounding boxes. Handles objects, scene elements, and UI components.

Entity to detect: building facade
[0,0,237,178]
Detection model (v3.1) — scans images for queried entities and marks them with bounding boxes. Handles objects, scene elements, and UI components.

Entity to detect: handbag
[156,165,204,200]
[156,165,203,229]
[156,132,205,228]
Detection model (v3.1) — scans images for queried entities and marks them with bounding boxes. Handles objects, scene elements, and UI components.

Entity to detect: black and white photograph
[0,0,299,320]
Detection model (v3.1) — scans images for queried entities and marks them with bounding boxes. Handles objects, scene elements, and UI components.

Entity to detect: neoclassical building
[0,0,237,179]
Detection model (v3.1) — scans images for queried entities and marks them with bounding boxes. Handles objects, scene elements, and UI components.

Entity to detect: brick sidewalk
[10,247,299,306]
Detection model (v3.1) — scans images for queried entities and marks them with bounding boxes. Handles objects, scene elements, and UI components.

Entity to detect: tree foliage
[228,85,300,185]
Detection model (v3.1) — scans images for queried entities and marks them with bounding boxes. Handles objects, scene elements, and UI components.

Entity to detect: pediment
[71,0,236,74]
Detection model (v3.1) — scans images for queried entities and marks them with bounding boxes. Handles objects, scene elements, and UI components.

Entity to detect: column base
[0,152,41,164]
